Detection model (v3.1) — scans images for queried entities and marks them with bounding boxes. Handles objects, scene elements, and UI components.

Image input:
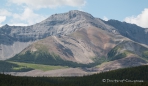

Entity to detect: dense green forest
[0,65,148,86]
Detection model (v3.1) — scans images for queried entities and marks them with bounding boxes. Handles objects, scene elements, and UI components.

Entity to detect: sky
[0,0,148,28]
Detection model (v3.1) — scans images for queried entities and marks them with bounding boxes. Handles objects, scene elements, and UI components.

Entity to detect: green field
[9,61,68,71]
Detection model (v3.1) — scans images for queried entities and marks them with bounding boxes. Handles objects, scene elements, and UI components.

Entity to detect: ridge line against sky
[0,0,148,28]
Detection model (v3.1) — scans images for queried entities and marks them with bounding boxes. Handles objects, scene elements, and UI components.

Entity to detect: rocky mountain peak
[0,24,10,30]
[3,24,9,27]
[68,10,94,19]
[40,10,95,25]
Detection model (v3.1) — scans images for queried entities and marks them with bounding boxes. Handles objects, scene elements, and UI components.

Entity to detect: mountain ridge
[104,19,148,45]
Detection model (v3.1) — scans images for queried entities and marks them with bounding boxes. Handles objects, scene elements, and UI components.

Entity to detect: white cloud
[124,8,148,28]
[11,8,46,26]
[0,16,6,23]
[8,23,28,26]
[103,16,108,21]
[0,16,6,27]
[9,0,86,9]
[0,9,11,27]
[0,9,12,16]
[0,8,46,26]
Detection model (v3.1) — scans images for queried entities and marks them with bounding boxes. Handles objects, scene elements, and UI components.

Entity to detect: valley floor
[4,55,148,77]
[1,65,148,86]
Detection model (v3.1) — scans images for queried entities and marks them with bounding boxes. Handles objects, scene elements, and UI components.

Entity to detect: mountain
[104,20,148,45]
[0,10,117,60]
[0,10,92,60]
[1,10,148,76]
[8,10,127,64]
